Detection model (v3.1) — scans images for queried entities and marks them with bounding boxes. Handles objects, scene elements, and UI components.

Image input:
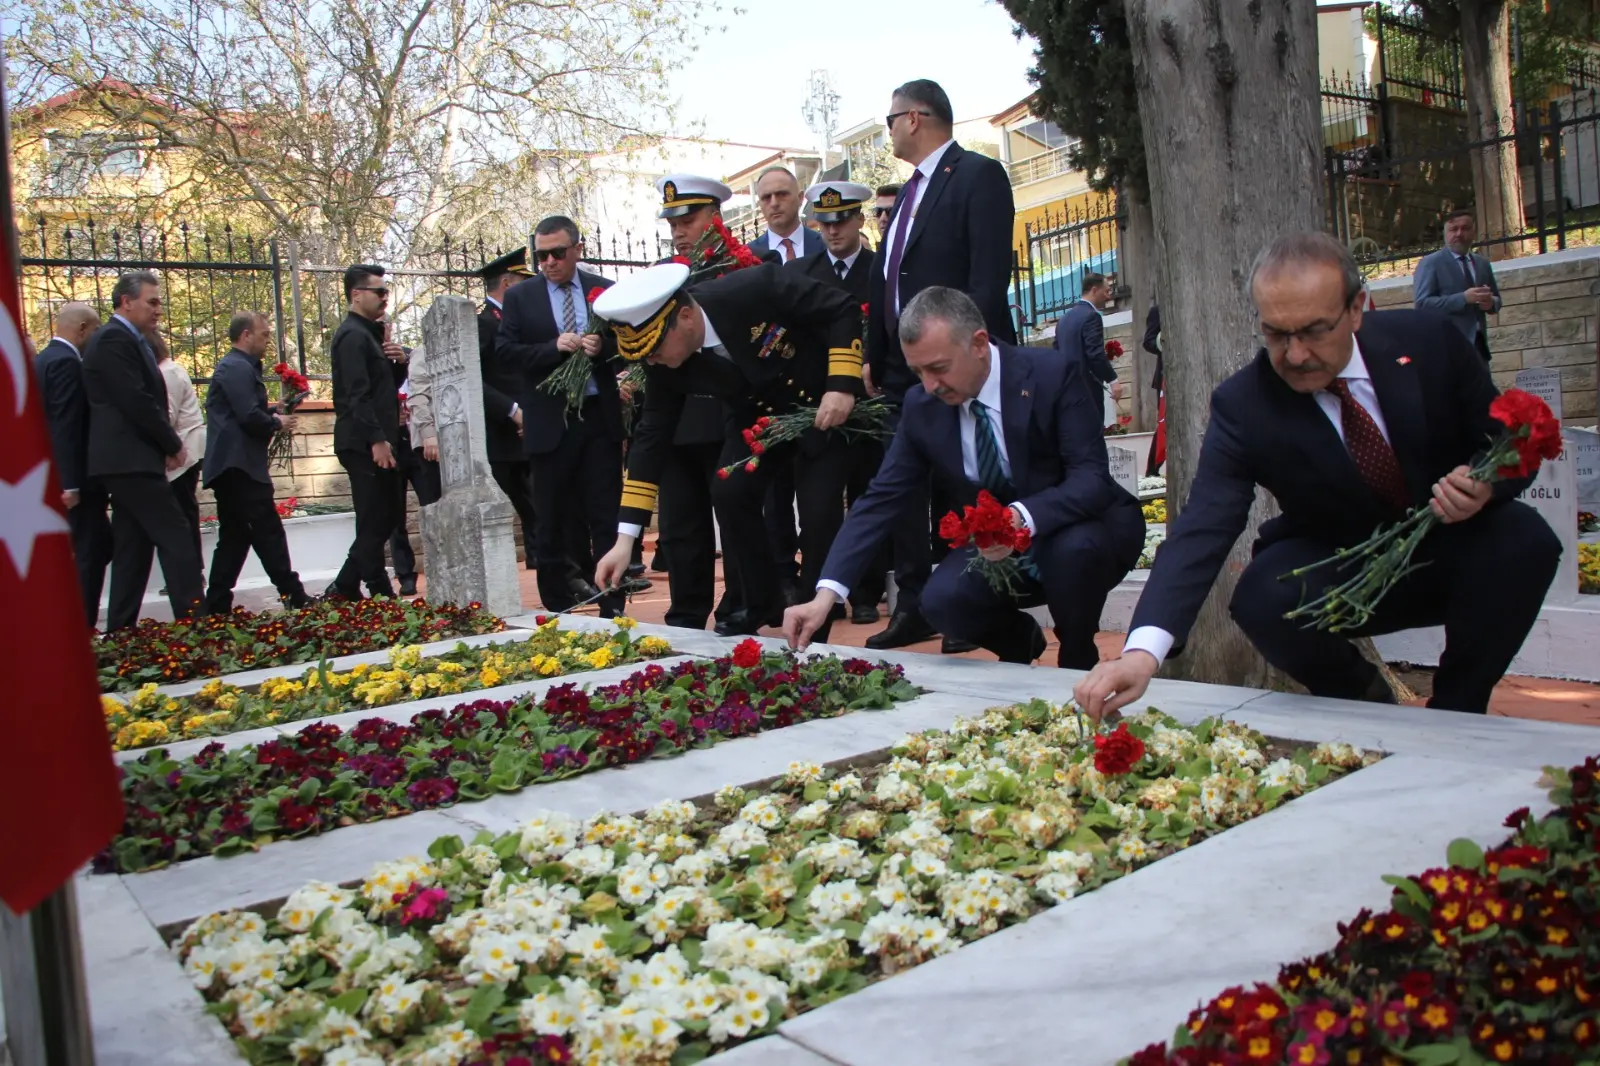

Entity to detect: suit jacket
[478,299,524,463]
[203,347,280,486]
[35,338,92,491]
[1142,302,1164,391]
[81,317,181,478]
[820,341,1133,591]
[330,312,401,453]
[867,141,1017,400]
[1054,300,1117,384]
[1129,310,1533,649]
[1412,247,1501,345]
[620,261,864,527]
[496,269,622,456]
[784,246,876,456]
[750,226,826,262]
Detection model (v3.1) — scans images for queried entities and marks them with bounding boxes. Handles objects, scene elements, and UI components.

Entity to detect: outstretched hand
[1072,652,1160,723]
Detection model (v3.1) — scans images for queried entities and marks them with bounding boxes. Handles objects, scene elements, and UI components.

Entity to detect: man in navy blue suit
[748,167,826,262]
[784,287,1144,666]
[1054,272,1119,391]
[1075,232,1559,719]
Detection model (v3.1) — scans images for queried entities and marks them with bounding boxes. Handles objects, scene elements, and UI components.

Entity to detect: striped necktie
[971,398,1011,497]
[561,285,578,333]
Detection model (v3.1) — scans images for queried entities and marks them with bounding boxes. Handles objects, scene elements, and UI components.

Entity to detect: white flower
[1115,835,1151,864]
[324,1045,386,1066]
[516,812,582,863]
[616,865,659,907]
[783,761,825,785]
[789,800,833,829]
[738,795,787,830]
[644,799,698,829]
[563,923,617,965]
[458,844,501,877]
[1260,757,1309,790]
[827,773,864,800]
[562,844,615,879]
[794,836,873,879]
[278,882,355,932]
[806,880,865,926]
[713,820,769,857]
[872,771,921,810]
[461,930,520,985]
[908,850,947,879]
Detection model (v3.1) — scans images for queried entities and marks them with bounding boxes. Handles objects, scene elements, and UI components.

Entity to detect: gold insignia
[663,181,677,202]
[612,299,680,361]
[750,325,763,342]
[820,189,842,208]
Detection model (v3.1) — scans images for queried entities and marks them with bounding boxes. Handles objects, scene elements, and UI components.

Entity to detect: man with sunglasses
[873,184,901,242]
[1075,231,1560,720]
[328,263,407,599]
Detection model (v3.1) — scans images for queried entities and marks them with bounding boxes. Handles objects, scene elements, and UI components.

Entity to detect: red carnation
[716,468,731,480]
[1489,388,1562,478]
[586,286,606,304]
[274,362,290,376]
[671,255,690,266]
[1093,723,1146,775]
[731,638,762,669]
[751,441,765,455]
[744,460,759,473]
[1106,339,1124,359]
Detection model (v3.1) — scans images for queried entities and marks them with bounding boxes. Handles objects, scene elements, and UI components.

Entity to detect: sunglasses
[535,245,574,262]
[353,286,390,298]
[885,109,929,129]
[873,208,893,219]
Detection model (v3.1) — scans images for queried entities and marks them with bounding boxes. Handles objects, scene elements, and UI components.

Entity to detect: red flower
[1093,723,1146,775]
[731,639,763,669]
[1106,339,1124,359]
[1489,388,1562,477]
[940,490,1029,552]
[671,255,690,266]
[860,302,870,317]
[274,362,290,376]
[744,460,759,473]
[751,441,765,455]
[586,286,606,304]
[716,468,731,480]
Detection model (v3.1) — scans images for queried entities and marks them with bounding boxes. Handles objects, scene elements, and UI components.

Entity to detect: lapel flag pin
[943,166,952,173]
[1020,389,1030,397]
[1397,355,1411,365]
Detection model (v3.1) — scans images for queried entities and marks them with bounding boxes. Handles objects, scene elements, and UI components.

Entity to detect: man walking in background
[1413,209,1500,364]
[202,311,310,613]
[35,301,111,626]
[476,247,543,569]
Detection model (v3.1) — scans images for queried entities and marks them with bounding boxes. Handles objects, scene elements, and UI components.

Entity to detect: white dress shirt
[882,138,956,313]
[817,344,1034,602]
[1122,337,1388,666]
[766,224,809,261]
[617,309,725,540]
[827,247,862,278]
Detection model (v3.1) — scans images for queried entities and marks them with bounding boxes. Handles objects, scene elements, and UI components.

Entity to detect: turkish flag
[0,76,124,914]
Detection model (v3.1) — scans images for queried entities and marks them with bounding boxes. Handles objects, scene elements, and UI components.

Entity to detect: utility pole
[801,70,840,170]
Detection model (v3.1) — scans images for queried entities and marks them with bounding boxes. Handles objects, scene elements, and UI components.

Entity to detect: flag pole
[0,52,100,1066]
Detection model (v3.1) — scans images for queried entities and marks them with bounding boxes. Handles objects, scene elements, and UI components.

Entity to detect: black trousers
[764,462,800,583]
[846,439,890,608]
[712,430,853,626]
[387,445,441,581]
[1474,329,1492,364]
[68,479,114,628]
[334,449,403,598]
[658,440,724,629]
[882,404,931,610]
[1229,500,1559,714]
[170,464,202,561]
[491,459,540,567]
[103,472,205,630]
[530,400,623,612]
[205,469,305,613]
[920,497,1144,668]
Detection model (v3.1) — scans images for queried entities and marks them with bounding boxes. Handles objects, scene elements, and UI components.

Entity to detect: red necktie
[780,237,795,262]
[1326,379,1409,512]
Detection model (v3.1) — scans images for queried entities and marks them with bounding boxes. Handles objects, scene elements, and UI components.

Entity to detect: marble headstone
[1514,368,1578,602]
[417,296,523,617]
[1107,444,1138,499]
[1569,426,1599,510]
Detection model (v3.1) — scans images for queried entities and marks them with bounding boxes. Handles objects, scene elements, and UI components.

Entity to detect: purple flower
[405,776,458,808]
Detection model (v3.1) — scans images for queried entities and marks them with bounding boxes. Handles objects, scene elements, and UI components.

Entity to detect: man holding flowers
[1076,232,1560,719]
[784,287,1145,666]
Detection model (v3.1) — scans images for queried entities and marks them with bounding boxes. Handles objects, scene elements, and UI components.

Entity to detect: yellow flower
[181,712,232,737]
[101,695,127,725]
[584,647,616,670]
[130,683,162,711]
[390,645,423,670]
[613,616,638,631]
[536,656,565,678]
[436,662,467,675]
[350,663,371,677]
[198,680,226,700]
[480,666,503,688]
[115,719,171,750]
[638,636,672,656]
[1581,543,1599,594]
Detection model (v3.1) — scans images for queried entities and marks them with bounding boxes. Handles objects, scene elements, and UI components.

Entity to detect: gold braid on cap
[612,297,680,362]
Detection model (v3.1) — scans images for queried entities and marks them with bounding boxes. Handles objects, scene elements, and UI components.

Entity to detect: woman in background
[149,329,207,557]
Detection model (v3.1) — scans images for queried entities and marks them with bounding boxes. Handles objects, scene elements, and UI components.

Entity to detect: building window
[44,131,144,193]
[1012,119,1070,154]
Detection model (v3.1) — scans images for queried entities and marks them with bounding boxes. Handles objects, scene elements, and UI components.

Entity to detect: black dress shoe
[780,579,801,607]
[714,608,784,637]
[994,618,1048,665]
[397,578,418,597]
[625,563,647,579]
[1360,668,1399,705]
[567,578,603,603]
[941,636,979,654]
[865,608,936,650]
[651,550,669,573]
[850,604,880,625]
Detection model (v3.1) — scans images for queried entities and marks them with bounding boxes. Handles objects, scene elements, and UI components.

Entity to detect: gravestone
[1107,444,1139,499]
[1569,426,1599,511]
[417,296,523,617]
[1514,368,1578,602]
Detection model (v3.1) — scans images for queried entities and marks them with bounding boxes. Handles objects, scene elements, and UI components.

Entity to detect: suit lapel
[903,143,964,257]
[999,345,1033,490]
[1358,324,1430,500]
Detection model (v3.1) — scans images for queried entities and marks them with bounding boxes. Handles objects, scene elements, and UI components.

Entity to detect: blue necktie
[971,398,1011,498]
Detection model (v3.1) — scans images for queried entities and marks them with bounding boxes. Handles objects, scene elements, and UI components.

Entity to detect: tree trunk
[1125,0,1324,689]
[1458,0,1526,260]
[1121,186,1159,432]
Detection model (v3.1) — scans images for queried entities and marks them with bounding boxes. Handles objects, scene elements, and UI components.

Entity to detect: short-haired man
[752,167,824,262]
[496,217,626,614]
[35,300,111,625]
[784,287,1144,664]
[1412,209,1500,363]
[874,184,902,242]
[476,246,544,571]
[81,271,206,628]
[865,78,1017,650]
[202,311,309,613]
[1055,272,1122,424]
[1076,232,1557,719]
[328,264,407,599]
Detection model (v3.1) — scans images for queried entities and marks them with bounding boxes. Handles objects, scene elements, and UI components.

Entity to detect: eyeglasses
[535,245,574,262]
[1257,305,1352,350]
[873,208,892,219]
[353,286,390,298]
[885,109,929,129]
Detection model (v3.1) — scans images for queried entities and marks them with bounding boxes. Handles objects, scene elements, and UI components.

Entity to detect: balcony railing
[1007,144,1075,187]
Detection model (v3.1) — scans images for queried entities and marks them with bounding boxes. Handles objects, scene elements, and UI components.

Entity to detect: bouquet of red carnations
[538,285,614,419]
[267,362,312,469]
[1105,338,1124,359]
[939,489,1034,597]
[1282,388,1564,631]
[715,400,896,478]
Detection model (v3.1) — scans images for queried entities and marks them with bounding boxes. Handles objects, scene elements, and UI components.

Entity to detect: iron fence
[1013,196,1120,329]
[1374,8,1466,111]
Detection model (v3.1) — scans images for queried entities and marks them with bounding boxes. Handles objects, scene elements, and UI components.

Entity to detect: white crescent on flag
[0,297,25,416]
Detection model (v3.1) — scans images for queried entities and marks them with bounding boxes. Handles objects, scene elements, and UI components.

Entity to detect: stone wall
[1370,246,1600,422]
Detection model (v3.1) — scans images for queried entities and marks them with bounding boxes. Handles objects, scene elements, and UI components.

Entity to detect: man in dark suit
[35,301,111,626]
[1075,232,1559,719]
[592,259,864,638]
[865,78,1017,651]
[201,311,309,613]
[784,287,1143,665]
[1055,272,1119,391]
[497,217,626,614]
[81,272,206,629]
[476,247,543,569]
[794,180,886,624]
[1412,209,1501,363]
[328,263,407,600]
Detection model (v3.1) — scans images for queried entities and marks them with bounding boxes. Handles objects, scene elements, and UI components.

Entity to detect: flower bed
[1138,529,1166,570]
[1143,497,1167,524]
[1125,752,1599,1066]
[1581,543,1598,595]
[103,643,919,874]
[1139,476,1166,494]
[103,619,674,752]
[173,703,1375,1065]
[97,600,506,692]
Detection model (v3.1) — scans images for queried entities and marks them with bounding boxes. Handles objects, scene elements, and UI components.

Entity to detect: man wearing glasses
[1075,232,1559,720]
[327,263,407,599]
[873,184,901,242]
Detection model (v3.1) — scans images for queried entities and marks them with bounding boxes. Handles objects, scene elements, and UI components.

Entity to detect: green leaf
[1382,875,1433,913]
[428,835,464,861]
[328,988,368,1015]
[678,938,703,968]
[295,777,321,805]
[670,1040,712,1066]
[1446,838,1485,871]
[463,984,507,1035]
[1403,1044,1463,1065]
